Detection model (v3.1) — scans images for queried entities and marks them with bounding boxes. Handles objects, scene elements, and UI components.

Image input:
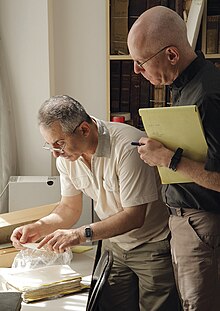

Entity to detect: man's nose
[134,62,143,74]
[52,150,61,158]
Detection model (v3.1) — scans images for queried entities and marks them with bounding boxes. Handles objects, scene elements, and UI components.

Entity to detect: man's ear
[80,121,90,137]
[166,47,179,65]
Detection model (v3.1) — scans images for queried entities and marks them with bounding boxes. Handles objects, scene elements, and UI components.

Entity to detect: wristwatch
[169,147,183,171]
[84,225,93,242]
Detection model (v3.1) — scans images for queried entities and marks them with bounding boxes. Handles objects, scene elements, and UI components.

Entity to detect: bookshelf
[201,0,220,59]
[106,0,170,129]
[106,0,220,128]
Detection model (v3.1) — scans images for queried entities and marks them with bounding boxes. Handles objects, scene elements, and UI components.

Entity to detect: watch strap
[169,148,183,171]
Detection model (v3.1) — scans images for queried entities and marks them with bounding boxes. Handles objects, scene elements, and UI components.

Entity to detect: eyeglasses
[42,122,82,154]
[136,45,171,69]
[43,141,66,154]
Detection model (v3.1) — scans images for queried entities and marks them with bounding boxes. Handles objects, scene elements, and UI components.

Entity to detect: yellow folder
[139,105,208,184]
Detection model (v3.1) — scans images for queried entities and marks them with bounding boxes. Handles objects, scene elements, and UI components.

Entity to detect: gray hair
[38,95,92,134]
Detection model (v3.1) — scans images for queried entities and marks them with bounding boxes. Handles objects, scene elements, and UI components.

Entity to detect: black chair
[86,243,113,311]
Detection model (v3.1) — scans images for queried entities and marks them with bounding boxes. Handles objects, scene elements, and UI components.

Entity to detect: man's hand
[37,228,83,253]
[138,137,173,167]
[10,223,42,249]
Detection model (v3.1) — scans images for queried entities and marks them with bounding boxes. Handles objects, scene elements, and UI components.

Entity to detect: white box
[8,176,93,228]
[9,176,61,212]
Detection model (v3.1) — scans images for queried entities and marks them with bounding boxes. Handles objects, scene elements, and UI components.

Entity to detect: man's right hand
[10,222,42,249]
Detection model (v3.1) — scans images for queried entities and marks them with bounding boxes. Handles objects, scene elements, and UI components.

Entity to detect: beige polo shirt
[56,119,169,251]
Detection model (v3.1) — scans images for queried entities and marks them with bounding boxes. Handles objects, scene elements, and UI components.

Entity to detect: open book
[4,264,88,303]
[139,105,208,184]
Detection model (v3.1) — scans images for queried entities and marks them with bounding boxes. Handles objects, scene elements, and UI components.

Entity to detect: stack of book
[4,264,88,303]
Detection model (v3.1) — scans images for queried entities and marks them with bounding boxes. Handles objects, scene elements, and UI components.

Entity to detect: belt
[167,205,212,217]
[166,205,185,216]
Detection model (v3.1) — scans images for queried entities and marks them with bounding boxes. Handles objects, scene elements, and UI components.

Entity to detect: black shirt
[162,52,220,213]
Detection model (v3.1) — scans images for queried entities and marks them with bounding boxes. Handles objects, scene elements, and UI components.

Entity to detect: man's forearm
[35,203,80,236]
[176,157,220,192]
[138,138,220,192]
[88,205,147,242]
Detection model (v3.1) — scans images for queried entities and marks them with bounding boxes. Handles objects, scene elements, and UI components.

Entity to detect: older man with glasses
[128,5,220,311]
[11,95,180,310]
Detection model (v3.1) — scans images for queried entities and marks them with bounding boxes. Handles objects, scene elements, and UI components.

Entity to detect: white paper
[5,265,81,291]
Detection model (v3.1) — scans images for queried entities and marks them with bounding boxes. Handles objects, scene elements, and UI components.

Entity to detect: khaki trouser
[99,238,181,311]
[169,208,220,311]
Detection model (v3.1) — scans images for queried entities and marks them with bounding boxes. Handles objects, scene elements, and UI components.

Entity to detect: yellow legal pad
[139,105,208,184]
[71,245,93,253]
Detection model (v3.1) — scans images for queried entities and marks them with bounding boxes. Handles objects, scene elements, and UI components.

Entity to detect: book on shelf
[111,17,128,55]
[128,0,148,29]
[139,76,151,109]
[168,0,176,11]
[174,0,184,18]
[214,61,220,69]
[110,61,121,112]
[138,77,151,129]
[207,0,220,16]
[148,0,163,9]
[127,0,184,32]
[206,0,220,54]
[219,17,220,53]
[110,0,129,55]
[152,85,167,107]
[110,0,128,16]
[120,61,131,112]
[160,0,169,7]
[130,70,141,127]
[128,0,147,16]
[206,15,219,54]
[3,264,87,303]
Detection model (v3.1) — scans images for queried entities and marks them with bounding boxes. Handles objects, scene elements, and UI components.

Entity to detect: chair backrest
[86,249,113,311]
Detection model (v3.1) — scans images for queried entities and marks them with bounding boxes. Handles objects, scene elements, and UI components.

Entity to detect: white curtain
[0,39,17,213]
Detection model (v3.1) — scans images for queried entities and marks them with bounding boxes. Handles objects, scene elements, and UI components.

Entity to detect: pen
[131,142,145,146]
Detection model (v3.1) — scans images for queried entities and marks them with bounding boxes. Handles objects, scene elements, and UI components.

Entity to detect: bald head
[128,6,191,57]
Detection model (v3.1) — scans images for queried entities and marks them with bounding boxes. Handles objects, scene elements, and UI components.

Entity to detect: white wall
[52,0,107,117]
[0,0,107,176]
[0,0,51,175]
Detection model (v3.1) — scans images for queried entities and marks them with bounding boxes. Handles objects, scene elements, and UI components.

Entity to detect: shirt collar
[92,118,111,157]
[172,51,206,89]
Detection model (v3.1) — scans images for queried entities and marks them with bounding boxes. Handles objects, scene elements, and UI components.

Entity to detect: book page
[5,265,81,291]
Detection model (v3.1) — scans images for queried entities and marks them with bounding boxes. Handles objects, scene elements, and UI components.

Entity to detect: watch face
[85,227,92,238]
